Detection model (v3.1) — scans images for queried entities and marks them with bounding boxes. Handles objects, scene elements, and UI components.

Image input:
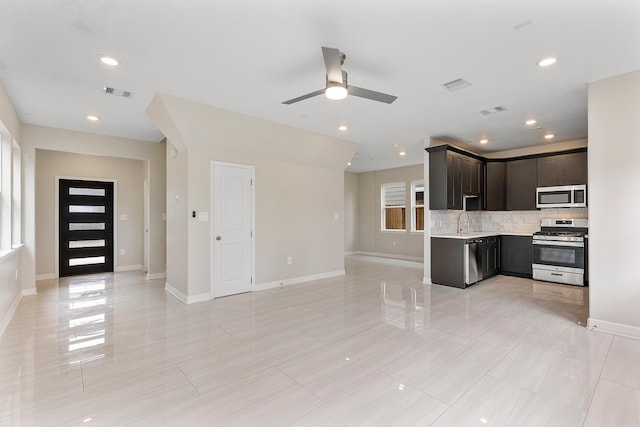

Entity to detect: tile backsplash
[430,208,588,234]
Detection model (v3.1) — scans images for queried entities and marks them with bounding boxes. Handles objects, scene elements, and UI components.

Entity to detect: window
[381,182,406,231]
[0,130,23,251]
[411,181,424,232]
[12,140,21,247]
[0,132,11,249]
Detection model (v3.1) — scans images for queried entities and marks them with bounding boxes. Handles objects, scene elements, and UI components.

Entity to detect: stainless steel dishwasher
[464,238,484,285]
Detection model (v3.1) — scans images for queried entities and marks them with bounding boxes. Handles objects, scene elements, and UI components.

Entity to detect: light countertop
[431,231,534,239]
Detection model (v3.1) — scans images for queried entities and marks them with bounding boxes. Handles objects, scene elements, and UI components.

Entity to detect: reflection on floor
[0,255,637,425]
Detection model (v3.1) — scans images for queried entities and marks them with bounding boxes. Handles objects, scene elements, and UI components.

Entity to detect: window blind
[383,183,406,206]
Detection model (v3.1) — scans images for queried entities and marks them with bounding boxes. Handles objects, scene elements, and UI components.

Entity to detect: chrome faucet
[458,195,478,234]
[458,211,470,235]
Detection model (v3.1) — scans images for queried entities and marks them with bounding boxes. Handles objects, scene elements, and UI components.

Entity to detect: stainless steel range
[532,218,588,286]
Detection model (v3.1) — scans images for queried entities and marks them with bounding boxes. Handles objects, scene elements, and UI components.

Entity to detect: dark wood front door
[59,179,114,277]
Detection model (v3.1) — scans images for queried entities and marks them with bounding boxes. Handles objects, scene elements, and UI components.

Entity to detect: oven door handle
[532,240,584,247]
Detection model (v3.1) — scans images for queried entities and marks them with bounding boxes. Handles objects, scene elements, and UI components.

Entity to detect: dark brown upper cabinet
[428,146,484,210]
[462,156,483,196]
[486,161,506,211]
[506,158,537,210]
[426,145,586,212]
[537,152,588,187]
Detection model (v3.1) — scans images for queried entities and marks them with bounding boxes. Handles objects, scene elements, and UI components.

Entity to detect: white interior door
[211,162,254,298]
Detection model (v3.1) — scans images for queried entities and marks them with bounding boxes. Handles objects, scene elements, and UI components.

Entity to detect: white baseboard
[587,318,640,340]
[36,273,57,281]
[255,269,345,291]
[22,288,37,296]
[344,251,358,256]
[423,277,432,285]
[146,272,167,280]
[115,264,143,273]
[165,282,213,304]
[351,251,424,264]
[0,291,22,338]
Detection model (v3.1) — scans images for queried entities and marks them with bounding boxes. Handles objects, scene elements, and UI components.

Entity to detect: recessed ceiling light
[98,54,119,66]
[399,151,406,156]
[525,119,537,125]
[537,57,557,67]
[86,115,100,121]
[544,133,555,140]
[338,125,348,131]
[347,162,352,166]
[479,139,488,144]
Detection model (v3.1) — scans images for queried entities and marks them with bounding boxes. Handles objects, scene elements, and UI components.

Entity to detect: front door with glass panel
[59,179,114,277]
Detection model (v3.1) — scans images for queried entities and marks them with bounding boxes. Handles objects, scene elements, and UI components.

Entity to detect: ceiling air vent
[479,105,507,115]
[103,87,134,98]
[442,78,472,92]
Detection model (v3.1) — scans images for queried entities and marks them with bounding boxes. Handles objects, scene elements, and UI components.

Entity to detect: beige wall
[344,172,358,253]
[588,70,640,336]
[0,81,20,141]
[165,142,189,295]
[351,164,424,261]
[148,94,356,299]
[21,125,166,290]
[35,150,145,277]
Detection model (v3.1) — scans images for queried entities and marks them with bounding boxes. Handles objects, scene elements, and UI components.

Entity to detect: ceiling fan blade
[282,88,326,105]
[322,46,343,84]
[348,86,398,104]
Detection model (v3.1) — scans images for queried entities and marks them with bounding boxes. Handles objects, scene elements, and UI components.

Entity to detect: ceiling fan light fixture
[325,84,348,100]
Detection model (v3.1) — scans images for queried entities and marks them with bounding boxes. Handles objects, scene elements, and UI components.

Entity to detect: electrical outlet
[120,249,125,255]
[287,256,292,265]
[392,241,397,246]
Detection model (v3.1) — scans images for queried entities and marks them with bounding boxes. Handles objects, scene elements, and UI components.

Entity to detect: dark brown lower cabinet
[500,235,533,278]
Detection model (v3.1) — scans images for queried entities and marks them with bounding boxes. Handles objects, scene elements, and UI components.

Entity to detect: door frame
[209,161,255,297]
[144,177,150,274]
[55,176,117,278]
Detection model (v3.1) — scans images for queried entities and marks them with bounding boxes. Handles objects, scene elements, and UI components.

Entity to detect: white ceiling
[1,0,639,172]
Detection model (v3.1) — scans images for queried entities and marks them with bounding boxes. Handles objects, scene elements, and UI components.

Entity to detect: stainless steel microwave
[536,185,587,208]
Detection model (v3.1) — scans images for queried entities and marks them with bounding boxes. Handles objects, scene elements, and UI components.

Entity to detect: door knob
[216,236,222,241]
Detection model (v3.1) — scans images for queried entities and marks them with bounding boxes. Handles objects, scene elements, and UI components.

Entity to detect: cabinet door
[565,152,588,185]
[537,156,565,187]
[481,237,500,278]
[537,152,588,187]
[500,236,533,277]
[486,162,506,211]
[462,157,483,194]
[506,158,537,210]
[447,152,463,210]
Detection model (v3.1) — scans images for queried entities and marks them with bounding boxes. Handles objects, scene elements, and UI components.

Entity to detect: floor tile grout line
[426,330,524,425]
[580,332,616,427]
[175,362,201,397]
[274,365,326,402]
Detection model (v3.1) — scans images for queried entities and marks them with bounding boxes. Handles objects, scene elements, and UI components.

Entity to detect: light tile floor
[0,255,636,426]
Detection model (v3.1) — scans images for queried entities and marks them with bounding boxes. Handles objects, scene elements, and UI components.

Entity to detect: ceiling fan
[282,46,398,105]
